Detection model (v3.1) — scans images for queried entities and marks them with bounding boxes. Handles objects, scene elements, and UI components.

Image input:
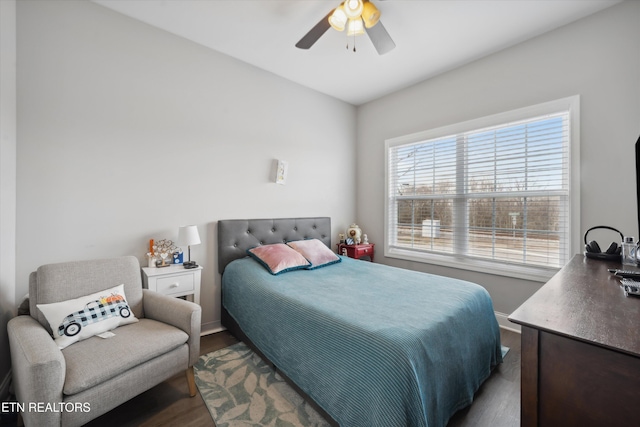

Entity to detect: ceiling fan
[295,0,395,55]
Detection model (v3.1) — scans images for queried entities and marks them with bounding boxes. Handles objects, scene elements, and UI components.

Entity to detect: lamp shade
[361,1,381,28]
[343,0,363,20]
[329,6,347,32]
[347,18,365,36]
[177,225,201,247]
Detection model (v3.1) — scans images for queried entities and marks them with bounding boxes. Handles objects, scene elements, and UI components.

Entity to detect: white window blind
[386,98,578,279]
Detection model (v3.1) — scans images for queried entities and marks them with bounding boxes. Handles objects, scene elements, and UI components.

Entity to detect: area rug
[195,342,510,427]
[501,345,509,358]
[194,342,331,427]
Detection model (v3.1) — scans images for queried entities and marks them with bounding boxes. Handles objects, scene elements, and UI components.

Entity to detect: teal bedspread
[222,256,502,427]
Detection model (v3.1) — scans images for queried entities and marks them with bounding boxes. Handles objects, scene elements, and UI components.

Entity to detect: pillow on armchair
[37,284,138,349]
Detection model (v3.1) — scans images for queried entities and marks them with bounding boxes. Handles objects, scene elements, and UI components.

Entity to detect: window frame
[384,96,580,282]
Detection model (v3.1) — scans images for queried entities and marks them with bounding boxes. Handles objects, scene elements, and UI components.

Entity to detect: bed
[218,217,502,427]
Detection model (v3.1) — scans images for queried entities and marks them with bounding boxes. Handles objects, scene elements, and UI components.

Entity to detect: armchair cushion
[62,318,188,395]
[143,289,201,366]
[37,284,138,349]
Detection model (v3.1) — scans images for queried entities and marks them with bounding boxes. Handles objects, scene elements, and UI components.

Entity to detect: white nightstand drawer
[156,274,195,296]
[142,265,202,305]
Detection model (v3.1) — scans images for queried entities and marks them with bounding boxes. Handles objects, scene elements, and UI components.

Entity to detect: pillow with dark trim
[247,243,311,275]
[287,238,341,270]
[37,284,138,349]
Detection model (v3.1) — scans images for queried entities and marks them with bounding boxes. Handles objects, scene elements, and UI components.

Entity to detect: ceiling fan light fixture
[295,0,394,54]
[361,1,381,28]
[343,0,364,20]
[347,18,365,37]
[329,6,348,32]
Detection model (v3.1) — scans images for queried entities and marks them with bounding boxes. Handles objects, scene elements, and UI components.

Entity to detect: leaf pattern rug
[501,345,509,358]
[194,342,331,427]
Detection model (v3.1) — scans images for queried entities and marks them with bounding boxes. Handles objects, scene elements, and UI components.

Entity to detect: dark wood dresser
[509,255,640,427]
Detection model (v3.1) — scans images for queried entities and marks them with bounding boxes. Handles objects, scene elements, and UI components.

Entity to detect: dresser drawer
[354,245,373,257]
[337,243,375,262]
[156,273,195,296]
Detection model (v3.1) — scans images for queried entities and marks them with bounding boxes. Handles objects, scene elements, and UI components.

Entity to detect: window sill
[385,246,558,282]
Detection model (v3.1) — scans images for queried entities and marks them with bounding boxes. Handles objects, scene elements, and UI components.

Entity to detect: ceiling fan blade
[365,21,395,55]
[295,10,333,49]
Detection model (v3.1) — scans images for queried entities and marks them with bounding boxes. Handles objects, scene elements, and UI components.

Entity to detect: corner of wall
[0,0,18,402]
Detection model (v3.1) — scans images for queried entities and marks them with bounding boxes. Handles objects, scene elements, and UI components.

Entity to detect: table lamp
[177,225,201,269]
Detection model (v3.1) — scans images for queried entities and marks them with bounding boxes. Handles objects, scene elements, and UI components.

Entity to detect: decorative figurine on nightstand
[347,223,362,245]
[153,239,177,268]
[363,234,369,244]
[173,249,183,265]
[146,239,157,268]
[146,253,156,268]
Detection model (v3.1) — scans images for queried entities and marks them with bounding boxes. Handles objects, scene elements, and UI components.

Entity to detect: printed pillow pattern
[287,238,342,269]
[247,243,311,275]
[37,284,138,349]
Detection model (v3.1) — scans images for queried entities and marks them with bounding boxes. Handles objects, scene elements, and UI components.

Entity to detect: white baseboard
[201,320,224,336]
[496,311,520,333]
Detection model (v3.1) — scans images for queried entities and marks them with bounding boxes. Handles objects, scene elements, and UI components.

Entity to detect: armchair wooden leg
[186,367,197,397]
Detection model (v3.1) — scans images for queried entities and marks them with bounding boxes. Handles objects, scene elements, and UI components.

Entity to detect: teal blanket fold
[223,256,502,427]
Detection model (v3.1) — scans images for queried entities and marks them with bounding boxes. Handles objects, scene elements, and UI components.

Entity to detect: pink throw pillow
[287,239,341,269]
[247,243,311,275]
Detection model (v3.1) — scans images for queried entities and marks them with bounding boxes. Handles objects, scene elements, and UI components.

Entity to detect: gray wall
[0,0,17,399]
[16,0,357,334]
[356,0,640,317]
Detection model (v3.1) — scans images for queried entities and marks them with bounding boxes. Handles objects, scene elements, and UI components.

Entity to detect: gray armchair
[7,256,201,427]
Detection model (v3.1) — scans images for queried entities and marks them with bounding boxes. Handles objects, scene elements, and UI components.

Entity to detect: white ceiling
[91,0,622,106]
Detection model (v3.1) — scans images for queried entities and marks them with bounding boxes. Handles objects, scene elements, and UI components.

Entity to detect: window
[385,96,579,281]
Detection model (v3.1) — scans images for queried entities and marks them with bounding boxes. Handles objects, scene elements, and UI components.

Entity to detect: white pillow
[37,284,138,349]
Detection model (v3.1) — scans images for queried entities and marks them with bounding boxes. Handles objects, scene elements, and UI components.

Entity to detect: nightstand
[141,265,202,305]
[337,243,375,262]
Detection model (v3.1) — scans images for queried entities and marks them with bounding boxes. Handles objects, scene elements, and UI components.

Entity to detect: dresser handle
[170,283,180,288]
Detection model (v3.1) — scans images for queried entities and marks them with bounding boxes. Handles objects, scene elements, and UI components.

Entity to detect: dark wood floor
[448,328,521,427]
[85,328,521,427]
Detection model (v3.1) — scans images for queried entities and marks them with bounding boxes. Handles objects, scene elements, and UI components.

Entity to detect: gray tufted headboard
[217,217,332,274]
